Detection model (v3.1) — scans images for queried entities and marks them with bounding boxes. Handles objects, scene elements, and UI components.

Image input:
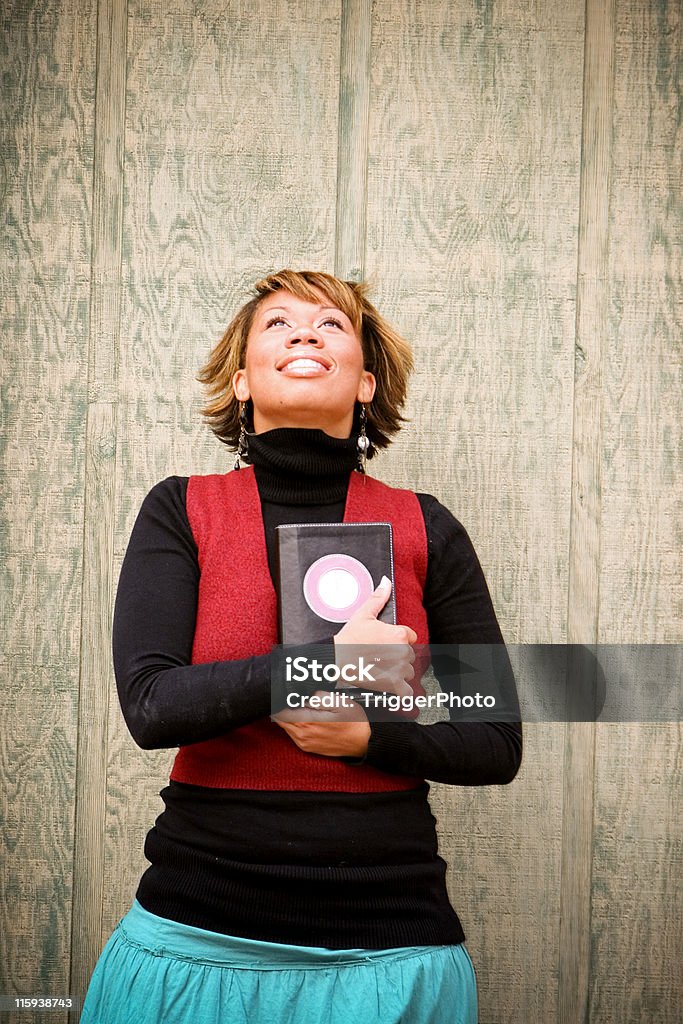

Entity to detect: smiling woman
[80,269,522,1024]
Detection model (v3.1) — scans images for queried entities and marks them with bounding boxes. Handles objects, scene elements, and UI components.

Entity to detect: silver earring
[234,403,249,470]
[356,404,370,474]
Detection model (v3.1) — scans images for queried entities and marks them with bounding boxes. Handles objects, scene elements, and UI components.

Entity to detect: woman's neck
[245,428,359,505]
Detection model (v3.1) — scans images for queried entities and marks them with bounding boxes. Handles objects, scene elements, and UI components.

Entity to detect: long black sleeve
[112,477,273,748]
[361,495,523,785]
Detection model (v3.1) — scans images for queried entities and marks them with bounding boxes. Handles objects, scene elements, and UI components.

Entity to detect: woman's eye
[321,318,343,329]
[265,316,288,328]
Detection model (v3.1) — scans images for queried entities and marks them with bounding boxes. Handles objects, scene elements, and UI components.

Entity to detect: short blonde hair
[198,269,414,454]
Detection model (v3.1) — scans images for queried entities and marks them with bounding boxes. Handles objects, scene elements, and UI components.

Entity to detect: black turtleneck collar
[244,428,360,505]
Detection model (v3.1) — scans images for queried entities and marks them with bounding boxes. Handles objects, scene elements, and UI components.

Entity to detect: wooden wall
[1,1,680,1022]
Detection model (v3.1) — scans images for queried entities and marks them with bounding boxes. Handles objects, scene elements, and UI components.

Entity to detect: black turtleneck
[114,429,522,947]
[247,427,360,504]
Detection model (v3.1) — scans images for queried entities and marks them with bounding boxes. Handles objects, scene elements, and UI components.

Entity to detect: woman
[81,269,522,1024]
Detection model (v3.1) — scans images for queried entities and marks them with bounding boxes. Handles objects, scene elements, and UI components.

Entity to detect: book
[275,522,396,644]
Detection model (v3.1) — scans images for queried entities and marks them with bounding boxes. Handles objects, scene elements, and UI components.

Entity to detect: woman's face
[232,291,376,437]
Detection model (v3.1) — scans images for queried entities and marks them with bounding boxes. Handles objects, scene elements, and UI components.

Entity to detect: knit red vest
[170,467,429,791]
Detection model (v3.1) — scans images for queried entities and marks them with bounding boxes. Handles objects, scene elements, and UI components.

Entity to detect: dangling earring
[234,402,249,470]
[356,404,370,474]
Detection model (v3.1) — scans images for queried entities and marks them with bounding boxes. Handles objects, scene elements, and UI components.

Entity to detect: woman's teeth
[281,359,328,374]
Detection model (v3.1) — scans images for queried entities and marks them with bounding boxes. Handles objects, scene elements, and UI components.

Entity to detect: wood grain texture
[364,2,584,1020]
[335,0,372,281]
[598,0,682,647]
[568,0,615,649]
[559,0,616,1020]
[2,1,681,1022]
[590,724,683,1023]
[67,0,127,1011]
[430,722,566,1022]
[589,0,682,1020]
[365,0,582,648]
[0,1,95,1020]
[101,0,342,941]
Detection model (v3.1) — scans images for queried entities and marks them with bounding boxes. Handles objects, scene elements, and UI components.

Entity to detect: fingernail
[378,575,391,590]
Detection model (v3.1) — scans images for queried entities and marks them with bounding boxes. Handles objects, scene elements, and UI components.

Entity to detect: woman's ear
[232,369,250,402]
[357,371,376,405]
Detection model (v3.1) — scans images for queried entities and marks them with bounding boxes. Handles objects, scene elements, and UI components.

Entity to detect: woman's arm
[113,477,272,749]
[363,721,521,785]
[361,495,522,785]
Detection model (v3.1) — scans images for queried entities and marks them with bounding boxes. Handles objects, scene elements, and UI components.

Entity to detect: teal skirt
[81,901,478,1024]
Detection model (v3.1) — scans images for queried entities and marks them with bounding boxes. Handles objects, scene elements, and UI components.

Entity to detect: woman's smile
[276,353,333,376]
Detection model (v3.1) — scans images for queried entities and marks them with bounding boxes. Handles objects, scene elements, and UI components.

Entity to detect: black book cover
[275,522,396,644]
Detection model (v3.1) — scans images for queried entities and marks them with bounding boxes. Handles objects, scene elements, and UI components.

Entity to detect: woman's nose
[285,325,323,347]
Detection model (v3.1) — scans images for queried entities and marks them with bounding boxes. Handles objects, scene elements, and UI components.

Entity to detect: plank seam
[334,0,372,281]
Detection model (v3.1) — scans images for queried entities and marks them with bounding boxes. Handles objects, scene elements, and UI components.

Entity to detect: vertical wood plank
[591,724,683,1024]
[559,0,616,1021]
[335,0,372,281]
[567,0,616,646]
[0,1,96,1021]
[590,0,683,1020]
[598,0,682,644]
[365,3,584,1020]
[68,0,127,1010]
[365,0,583,645]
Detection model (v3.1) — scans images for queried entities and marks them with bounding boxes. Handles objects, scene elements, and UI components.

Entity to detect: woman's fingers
[351,575,392,622]
[329,577,418,697]
[333,579,416,648]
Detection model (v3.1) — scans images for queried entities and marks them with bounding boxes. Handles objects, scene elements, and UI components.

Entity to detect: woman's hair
[197,269,414,454]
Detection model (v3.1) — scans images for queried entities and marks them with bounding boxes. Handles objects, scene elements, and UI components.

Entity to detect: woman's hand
[273,694,371,758]
[274,578,416,757]
[333,577,417,699]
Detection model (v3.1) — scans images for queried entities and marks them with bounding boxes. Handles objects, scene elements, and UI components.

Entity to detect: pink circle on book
[302,554,375,623]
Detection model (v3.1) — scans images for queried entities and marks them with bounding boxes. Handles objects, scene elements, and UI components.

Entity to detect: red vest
[170,467,429,791]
